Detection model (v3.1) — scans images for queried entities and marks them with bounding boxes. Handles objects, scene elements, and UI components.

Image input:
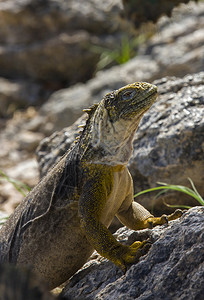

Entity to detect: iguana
[0,82,182,289]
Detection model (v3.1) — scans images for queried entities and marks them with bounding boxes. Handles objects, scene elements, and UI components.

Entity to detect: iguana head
[80,82,157,165]
[104,82,157,122]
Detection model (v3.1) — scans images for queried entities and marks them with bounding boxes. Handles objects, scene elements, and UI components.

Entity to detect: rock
[0,158,38,214]
[0,106,42,215]
[0,107,45,170]
[0,0,122,43]
[37,1,204,132]
[0,0,123,85]
[0,106,46,214]
[0,264,56,300]
[140,2,204,79]
[62,207,204,300]
[129,72,204,213]
[17,131,44,152]
[122,0,197,27]
[37,115,86,178]
[36,72,204,214]
[5,158,39,186]
[0,77,48,118]
[0,211,8,229]
[0,0,203,114]
[0,181,24,215]
[40,85,94,131]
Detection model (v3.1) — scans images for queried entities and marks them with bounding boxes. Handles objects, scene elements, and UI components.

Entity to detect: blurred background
[0,0,203,216]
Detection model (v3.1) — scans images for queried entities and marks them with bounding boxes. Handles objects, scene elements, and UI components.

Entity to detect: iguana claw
[144,209,184,228]
[118,240,152,273]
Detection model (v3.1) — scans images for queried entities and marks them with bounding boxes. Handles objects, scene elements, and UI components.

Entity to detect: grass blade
[0,169,31,197]
[134,180,204,206]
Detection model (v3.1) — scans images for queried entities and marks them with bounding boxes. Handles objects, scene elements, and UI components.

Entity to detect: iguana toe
[144,209,184,229]
[166,209,184,221]
[116,240,152,272]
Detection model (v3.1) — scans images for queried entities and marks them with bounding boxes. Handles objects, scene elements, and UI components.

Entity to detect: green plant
[0,169,31,197]
[134,178,204,208]
[91,34,147,71]
[0,216,8,225]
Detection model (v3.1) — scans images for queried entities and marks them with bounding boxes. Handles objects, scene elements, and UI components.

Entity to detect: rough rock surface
[36,72,204,213]
[0,0,125,120]
[36,1,204,132]
[36,115,86,178]
[0,264,56,300]
[0,0,122,86]
[0,1,203,118]
[129,72,204,213]
[62,207,204,300]
[122,0,197,27]
[0,108,41,214]
[0,78,48,118]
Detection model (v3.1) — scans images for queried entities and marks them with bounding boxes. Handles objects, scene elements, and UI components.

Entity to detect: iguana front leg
[116,170,183,231]
[79,174,150,272]
[117,195,183,230]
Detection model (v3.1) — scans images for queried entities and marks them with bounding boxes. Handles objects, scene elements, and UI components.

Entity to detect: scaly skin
[0,82,183,289]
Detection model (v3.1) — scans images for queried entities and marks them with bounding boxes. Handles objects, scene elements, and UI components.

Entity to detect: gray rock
[141,1,204,79]
[130,72,204,213]
[121,0,197,28]
[0,264,56,300]
[0,211,8,230]
[0,1,202,121]
[37,115,86,178]
[17,131,44,151]
[40,85,94,131]
[0,0,123,43]
[0,0,203,113]
[0,158,38,214]
[0,77,47,117]
[62,207,204,300]
[0,0,123,84]
[36,72,204,213]
[37,1,204,132]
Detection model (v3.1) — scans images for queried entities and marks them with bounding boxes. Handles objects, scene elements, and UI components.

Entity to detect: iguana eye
[121,90,136,100]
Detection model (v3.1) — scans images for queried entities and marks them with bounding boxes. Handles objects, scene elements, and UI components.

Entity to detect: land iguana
[0,82,183,289]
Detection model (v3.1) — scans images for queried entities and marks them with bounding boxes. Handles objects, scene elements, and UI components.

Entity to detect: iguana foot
[144,209,184,228]
[111,240,151,272]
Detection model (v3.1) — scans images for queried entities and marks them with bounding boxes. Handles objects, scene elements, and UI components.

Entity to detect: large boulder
[129,72,204,213]
[0,1,203,118]
[36,72,204,213]
[62,207,204,300]
[0,0,124,118]
[0,0,122,85]
[37,1,204,132]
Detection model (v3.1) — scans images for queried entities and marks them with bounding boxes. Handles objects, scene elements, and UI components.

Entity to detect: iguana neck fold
[89,101,141,165]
